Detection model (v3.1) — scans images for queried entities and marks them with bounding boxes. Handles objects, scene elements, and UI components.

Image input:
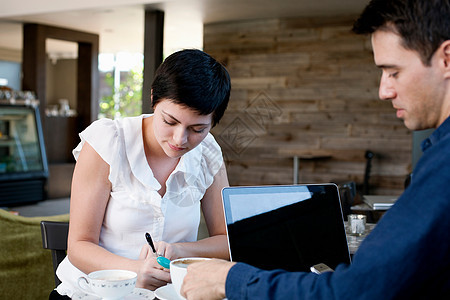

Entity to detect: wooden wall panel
[206,16,412,195]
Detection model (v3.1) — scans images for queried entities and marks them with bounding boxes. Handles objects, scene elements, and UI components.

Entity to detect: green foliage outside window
[99,67,143,119]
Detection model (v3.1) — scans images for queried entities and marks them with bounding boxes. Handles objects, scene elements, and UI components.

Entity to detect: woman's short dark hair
[352,0,450,66]
[151,49,231,127]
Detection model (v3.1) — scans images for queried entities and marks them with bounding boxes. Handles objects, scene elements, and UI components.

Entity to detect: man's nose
[379,74,396,100]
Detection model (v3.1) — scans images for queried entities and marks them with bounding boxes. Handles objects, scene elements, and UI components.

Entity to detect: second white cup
[170,257,211,299]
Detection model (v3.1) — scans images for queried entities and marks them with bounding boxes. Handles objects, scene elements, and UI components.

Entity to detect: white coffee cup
[78,269,137,300]
[170,257,211,299]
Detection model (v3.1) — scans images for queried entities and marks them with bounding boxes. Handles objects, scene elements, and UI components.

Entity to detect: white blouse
[56,114,223,296]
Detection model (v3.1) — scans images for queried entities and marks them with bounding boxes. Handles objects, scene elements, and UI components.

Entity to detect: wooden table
[278,149,333,184]
[345,221,376,255]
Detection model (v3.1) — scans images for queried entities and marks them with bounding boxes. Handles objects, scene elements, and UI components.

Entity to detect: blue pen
[145,232,171,269]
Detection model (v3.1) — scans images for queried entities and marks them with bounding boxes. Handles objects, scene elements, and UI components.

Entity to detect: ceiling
[0,0,369,57]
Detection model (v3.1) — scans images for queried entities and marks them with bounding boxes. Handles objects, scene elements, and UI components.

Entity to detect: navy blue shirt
[226,117,450,299]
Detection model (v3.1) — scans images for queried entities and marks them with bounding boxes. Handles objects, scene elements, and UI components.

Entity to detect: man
[181,0,450,299]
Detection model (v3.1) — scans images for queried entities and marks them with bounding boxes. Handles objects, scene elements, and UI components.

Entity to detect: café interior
[0,0,435,298]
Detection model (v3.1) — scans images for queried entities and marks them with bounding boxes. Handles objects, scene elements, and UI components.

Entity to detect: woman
[53,49,231,298]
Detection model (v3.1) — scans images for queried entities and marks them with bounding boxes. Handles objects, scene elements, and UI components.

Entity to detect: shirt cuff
[225,262,260,299]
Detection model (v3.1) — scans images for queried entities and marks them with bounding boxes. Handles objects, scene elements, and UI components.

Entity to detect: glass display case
[0,104,48,205]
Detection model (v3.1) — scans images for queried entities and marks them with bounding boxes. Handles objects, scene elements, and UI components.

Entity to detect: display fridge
[0,104,48,206]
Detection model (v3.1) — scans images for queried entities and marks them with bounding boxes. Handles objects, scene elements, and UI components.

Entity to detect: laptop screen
[222,184,350,272]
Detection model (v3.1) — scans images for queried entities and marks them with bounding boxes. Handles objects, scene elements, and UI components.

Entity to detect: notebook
[363,195,398,210]
[222,184,351,272]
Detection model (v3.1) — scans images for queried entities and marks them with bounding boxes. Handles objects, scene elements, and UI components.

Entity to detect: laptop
[363,195,398,210]
[222,184,351,272]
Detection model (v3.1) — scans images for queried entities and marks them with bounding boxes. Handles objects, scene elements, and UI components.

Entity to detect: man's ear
[441,40,450,79]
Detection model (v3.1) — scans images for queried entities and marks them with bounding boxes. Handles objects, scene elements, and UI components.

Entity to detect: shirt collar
[421,116,450,152]
[123,114,161,190]
[170,139,202,180]
[122,114,203,190]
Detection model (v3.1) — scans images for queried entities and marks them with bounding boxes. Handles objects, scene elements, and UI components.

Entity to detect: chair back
[338,184,353,220]
[363,150,375,195]
[40,221,69,287]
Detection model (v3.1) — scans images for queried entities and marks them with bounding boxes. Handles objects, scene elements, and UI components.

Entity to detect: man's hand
[181,259,236,300]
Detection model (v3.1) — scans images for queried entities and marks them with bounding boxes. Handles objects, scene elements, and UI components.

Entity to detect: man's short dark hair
[352,0,450,65]
[151,49,231,127]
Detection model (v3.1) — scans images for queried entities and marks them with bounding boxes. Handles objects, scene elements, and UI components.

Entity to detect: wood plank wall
[205,16,412,195]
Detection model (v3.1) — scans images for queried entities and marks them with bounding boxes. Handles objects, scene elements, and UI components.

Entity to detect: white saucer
[72,287,154,299]
[154,284,184,300]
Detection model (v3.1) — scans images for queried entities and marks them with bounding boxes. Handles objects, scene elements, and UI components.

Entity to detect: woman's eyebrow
[162,110,211,126]
[162,110,181,123]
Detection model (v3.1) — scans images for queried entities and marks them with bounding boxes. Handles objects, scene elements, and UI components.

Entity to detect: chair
[40,221,69,287]
[362,150,375,195]
[338,182,356,221]
[0,209,69,299]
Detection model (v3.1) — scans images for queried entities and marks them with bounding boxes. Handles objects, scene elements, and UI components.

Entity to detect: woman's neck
[142,116,179,194]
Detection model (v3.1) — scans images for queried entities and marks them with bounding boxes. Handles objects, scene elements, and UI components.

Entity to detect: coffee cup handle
[77,276,95,295]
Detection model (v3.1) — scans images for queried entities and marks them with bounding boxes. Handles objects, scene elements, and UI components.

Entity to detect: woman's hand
[154,241,182,260]
[136,244,171,290]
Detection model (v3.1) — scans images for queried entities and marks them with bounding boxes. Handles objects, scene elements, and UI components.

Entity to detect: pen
[145,232,157,254]
[145,232,171,269]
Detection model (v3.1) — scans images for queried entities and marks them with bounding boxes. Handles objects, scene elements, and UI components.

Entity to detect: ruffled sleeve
[198,133,224,186]
[72,118,122,185]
